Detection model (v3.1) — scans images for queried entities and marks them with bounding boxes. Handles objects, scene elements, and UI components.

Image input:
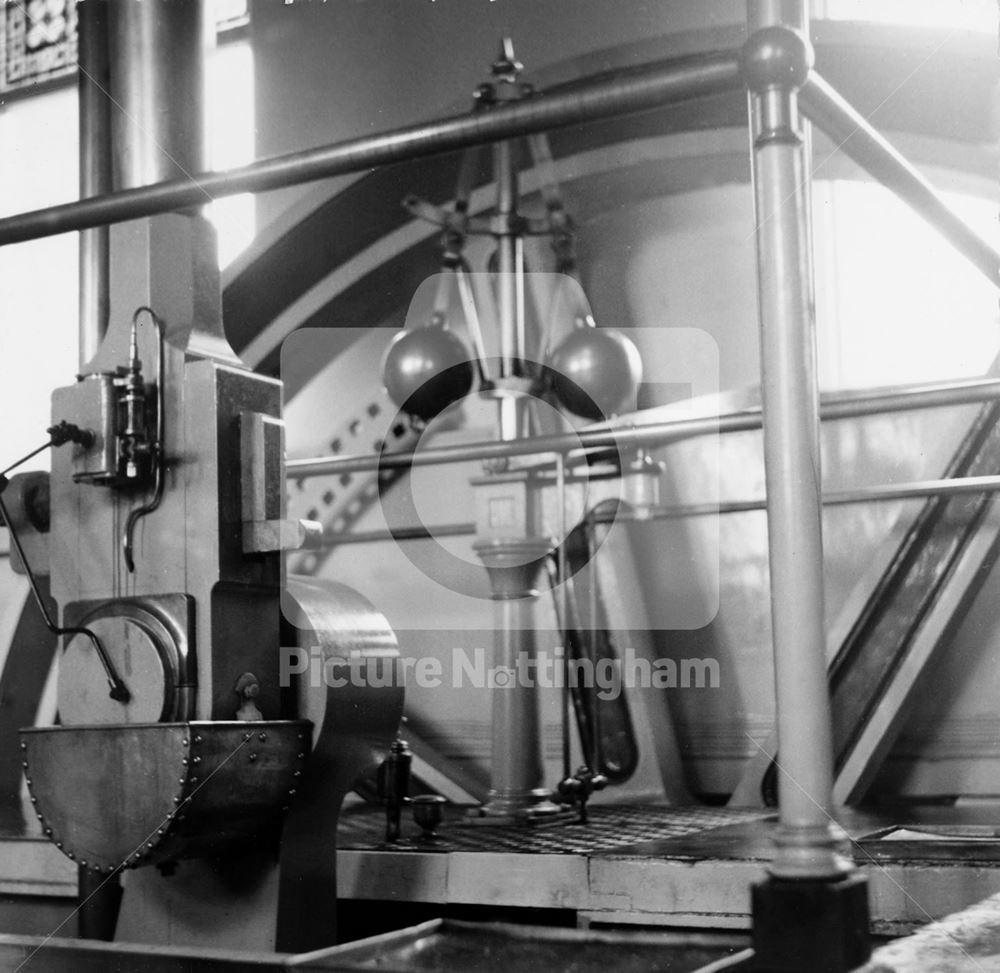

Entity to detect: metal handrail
[286,377,1000,479]
[0,52,741,247]
[320,473,1000,548]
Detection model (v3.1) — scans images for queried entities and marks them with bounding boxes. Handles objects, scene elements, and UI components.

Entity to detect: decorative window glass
[1,0,77,93]
[0,0,248,94]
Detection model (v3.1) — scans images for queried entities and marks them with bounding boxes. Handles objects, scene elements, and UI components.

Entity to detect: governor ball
[382,325,475,422]
[548,327,642,420]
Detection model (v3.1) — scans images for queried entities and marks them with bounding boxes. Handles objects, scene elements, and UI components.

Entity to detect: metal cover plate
[20,721,310,875]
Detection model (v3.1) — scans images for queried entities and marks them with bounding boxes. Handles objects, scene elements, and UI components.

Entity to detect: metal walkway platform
[6,803,1000,938]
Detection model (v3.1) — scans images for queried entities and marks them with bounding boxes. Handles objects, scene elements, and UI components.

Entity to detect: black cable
[0,422,93,481]
[0,443,51,480]
[0,466,130,703]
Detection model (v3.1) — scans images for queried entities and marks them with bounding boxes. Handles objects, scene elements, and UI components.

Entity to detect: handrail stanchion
[743,3,871,969]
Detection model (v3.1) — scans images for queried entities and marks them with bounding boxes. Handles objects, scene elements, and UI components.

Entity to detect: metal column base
[471,789,567,824]
[751,872,871,972]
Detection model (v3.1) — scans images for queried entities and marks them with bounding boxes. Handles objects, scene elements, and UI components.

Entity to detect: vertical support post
[108,0,208,189]
[77,0,112,368]
[472,415,559,819]
[477,549,551,817]
[747,4,841,882]
[743,3,870,969]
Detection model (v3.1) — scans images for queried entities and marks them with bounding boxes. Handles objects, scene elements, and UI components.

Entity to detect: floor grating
[336,803,773,855]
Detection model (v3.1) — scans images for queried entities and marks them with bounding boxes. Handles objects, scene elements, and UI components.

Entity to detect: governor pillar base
[752,872,871,972]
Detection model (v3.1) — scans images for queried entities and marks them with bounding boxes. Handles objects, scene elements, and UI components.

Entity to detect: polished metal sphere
[548,327,642,420]
[740,25,813,92]
[382,325,475,421]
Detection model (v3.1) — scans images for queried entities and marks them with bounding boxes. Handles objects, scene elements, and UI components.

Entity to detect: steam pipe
[0,52,742,247]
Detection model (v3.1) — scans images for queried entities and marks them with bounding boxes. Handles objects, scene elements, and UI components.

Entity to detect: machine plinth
[751,871,871,972]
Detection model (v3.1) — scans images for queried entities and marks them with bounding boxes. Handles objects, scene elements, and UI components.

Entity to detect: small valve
[376,737,412,842]
[47,421,95,449]
[118,320,149,482]
[557,765,608,823]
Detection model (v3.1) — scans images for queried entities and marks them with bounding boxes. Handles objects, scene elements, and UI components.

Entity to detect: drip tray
[296,920,750,972]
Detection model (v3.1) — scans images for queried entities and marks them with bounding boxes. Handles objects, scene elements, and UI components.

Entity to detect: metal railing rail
[0,52,741,248]
[286,376,1000,479]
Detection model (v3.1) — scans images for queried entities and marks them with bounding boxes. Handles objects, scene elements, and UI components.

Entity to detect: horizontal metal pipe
[323,522,476,545]
[286,377,1000,479]
[322,473,1000,547]
[801,71,1000,290]
[606,474,1000,521]
[0,52,741,248]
